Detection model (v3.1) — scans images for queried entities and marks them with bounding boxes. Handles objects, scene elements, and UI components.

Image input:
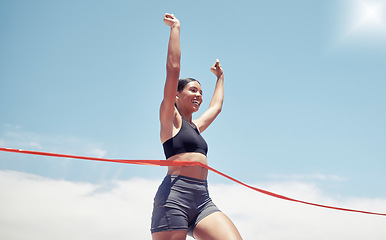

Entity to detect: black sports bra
[163,118,208,159]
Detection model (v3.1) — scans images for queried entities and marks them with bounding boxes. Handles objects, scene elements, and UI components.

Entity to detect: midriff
[166,152,208,180]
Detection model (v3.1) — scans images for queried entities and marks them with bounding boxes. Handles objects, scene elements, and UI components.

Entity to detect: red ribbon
[1,147,385,217]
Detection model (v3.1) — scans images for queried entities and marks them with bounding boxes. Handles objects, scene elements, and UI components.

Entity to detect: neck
[176,107,193,123]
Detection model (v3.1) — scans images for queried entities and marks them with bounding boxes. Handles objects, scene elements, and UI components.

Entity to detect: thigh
[193,212,243,240]
[152,230,187,240]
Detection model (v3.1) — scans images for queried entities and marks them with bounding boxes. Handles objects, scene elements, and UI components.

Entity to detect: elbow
[167,51,181,72]
[212,104,223,116]
[167,61,180,73]
[217,99,224,114]
[217,106,223,115]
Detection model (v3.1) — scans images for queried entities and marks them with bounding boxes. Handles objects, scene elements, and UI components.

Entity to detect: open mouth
[192,99,201,106]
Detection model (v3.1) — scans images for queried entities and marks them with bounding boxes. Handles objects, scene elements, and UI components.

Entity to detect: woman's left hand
[210,59,224,78]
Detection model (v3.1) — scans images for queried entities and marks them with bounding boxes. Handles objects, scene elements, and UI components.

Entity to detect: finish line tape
[0,147,385,217]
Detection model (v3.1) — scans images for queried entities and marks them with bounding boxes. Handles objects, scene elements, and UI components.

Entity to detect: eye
[189,87,202,95]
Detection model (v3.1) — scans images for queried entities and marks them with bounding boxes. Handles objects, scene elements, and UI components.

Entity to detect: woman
[151,13,242,240]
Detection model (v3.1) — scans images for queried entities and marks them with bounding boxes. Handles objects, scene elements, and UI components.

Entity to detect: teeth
[192,100,200,105]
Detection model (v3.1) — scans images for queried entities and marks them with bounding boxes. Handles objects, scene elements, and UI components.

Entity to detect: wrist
[171,21,180,29]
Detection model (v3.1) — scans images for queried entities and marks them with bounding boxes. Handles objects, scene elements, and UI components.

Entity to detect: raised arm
[160,13,180,124]
[195,59,224,132]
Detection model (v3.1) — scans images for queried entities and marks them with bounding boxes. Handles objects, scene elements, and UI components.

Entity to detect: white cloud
[0,124,43,150]
[0,171,156,240]
[211,181,386,240]
[84,146,107,158]
[0,124,107,158]
[1,171,385,240]
[268,173,347,182]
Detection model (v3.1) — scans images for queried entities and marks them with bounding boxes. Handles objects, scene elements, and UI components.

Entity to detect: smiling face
[176,81,203,113]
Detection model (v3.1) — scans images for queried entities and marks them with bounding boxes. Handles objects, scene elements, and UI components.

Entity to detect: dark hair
[177,78,200,92]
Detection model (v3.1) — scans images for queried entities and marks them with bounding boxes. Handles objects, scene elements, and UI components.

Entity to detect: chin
[192,106,200,112]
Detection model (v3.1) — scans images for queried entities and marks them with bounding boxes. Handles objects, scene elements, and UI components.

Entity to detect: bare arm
[160,14,181,141]
[195,59,224,132]
[160,13,180,122]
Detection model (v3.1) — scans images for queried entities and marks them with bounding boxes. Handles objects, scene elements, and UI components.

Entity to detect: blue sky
[1,0,386,195]
[1,1,386,238]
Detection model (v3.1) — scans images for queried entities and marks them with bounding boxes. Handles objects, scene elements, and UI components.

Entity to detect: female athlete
[151,13,243,240]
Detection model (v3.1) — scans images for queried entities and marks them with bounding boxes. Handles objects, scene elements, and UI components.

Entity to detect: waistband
[166,175,208,184]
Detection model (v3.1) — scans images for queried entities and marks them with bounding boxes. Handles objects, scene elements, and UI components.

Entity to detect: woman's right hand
[163,13,180,27]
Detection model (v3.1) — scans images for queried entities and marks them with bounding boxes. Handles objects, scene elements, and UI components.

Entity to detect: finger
[164,13,174,19]
[213,59,220,68]
[211,62,217,70]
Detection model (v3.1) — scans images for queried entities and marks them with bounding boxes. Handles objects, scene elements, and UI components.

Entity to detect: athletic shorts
[151,175,221,237]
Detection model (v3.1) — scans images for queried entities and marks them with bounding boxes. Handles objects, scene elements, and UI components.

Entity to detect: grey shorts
[151,175,221,237]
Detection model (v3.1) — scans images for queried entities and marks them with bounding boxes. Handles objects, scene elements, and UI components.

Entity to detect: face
[176,81,203,112]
